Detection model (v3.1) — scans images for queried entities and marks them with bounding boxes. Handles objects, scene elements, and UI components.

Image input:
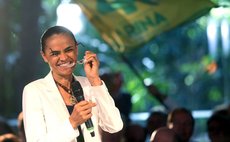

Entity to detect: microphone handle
[71,80,95,137]
[85,119,95,137]
[76,95,95,137]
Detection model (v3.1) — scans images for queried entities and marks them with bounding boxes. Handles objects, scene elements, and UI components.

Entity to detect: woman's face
[41,33,78,78]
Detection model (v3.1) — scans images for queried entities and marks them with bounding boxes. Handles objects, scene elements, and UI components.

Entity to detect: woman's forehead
[45,34,75,48]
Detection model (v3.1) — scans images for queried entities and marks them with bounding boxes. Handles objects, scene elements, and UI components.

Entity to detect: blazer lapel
[43,72,70,118]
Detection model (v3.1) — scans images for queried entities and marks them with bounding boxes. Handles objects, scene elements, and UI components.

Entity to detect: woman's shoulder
[24,78,48,90]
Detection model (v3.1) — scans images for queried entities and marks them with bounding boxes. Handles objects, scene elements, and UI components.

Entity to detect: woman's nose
[59,52,68,60]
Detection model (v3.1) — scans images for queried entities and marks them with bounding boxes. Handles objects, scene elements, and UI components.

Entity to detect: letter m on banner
[74,0,216,52]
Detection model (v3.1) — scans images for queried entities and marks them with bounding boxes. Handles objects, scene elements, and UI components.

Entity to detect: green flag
[75,0,216,52]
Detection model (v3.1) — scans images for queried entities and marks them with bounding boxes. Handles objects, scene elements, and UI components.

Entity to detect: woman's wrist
[89,77,102,86]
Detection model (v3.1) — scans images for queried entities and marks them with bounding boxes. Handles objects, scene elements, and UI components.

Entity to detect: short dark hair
[167,107,194,126]
[40,26,77,53]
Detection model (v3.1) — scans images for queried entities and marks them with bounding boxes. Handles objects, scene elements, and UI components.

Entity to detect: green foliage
[208,87,222,102]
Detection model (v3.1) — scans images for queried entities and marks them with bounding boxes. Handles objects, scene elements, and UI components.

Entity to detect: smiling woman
[1,1,230,142]
[22,26,123,142]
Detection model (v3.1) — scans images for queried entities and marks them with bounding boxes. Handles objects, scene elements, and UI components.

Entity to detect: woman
[22,26,123,142]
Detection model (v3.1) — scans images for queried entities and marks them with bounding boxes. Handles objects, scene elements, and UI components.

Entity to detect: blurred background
[0,0,230,141]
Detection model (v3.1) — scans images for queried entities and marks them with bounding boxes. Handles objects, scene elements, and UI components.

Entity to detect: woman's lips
[58,62,76,68]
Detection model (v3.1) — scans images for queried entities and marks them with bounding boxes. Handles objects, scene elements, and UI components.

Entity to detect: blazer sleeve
[88,82,124,133]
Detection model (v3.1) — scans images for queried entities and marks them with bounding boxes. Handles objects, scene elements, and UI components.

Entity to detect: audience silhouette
[167,108,195,142]
[207,106,230,142]
[146,111,167,141]
[150,127,178,142]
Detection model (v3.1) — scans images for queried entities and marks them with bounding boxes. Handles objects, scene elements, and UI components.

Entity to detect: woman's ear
[40,51,48,63]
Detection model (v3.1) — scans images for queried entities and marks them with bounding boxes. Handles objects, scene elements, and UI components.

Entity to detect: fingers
[69,101,96,128]
[74,101,96,116]
[83,51,99,65]
[83,51,102,86]
[76,100,96,108]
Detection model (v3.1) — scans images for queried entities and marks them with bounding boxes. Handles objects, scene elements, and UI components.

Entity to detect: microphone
[71,81,95,137]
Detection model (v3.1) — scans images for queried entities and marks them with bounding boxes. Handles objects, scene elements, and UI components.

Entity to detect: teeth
[66,62,75,68]
[59,62,75,68]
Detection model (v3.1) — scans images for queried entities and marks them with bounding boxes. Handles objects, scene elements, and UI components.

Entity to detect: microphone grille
[71,81,84,97]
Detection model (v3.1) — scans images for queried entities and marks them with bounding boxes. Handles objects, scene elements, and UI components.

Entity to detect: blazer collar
[43,71,70,117]
[44,71,58,92]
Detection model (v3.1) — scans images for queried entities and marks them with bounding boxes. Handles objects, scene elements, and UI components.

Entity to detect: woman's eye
[65,48,73,53]
[50,52,59,56]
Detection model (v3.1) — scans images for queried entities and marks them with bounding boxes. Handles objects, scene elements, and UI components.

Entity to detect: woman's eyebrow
[65,45,74,49]
[49,48,54,52]
[64,45,75,51]
[48,48,60,55]
[47,45,74,54]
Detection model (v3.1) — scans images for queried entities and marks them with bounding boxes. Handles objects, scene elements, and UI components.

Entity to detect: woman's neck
[52,72,73,87]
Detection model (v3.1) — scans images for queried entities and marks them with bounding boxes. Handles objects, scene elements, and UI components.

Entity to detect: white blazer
[22,72,123,142]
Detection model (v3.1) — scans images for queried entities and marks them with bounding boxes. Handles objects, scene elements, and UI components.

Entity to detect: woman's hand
[69,100,96,129]
[83,51,102,86]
